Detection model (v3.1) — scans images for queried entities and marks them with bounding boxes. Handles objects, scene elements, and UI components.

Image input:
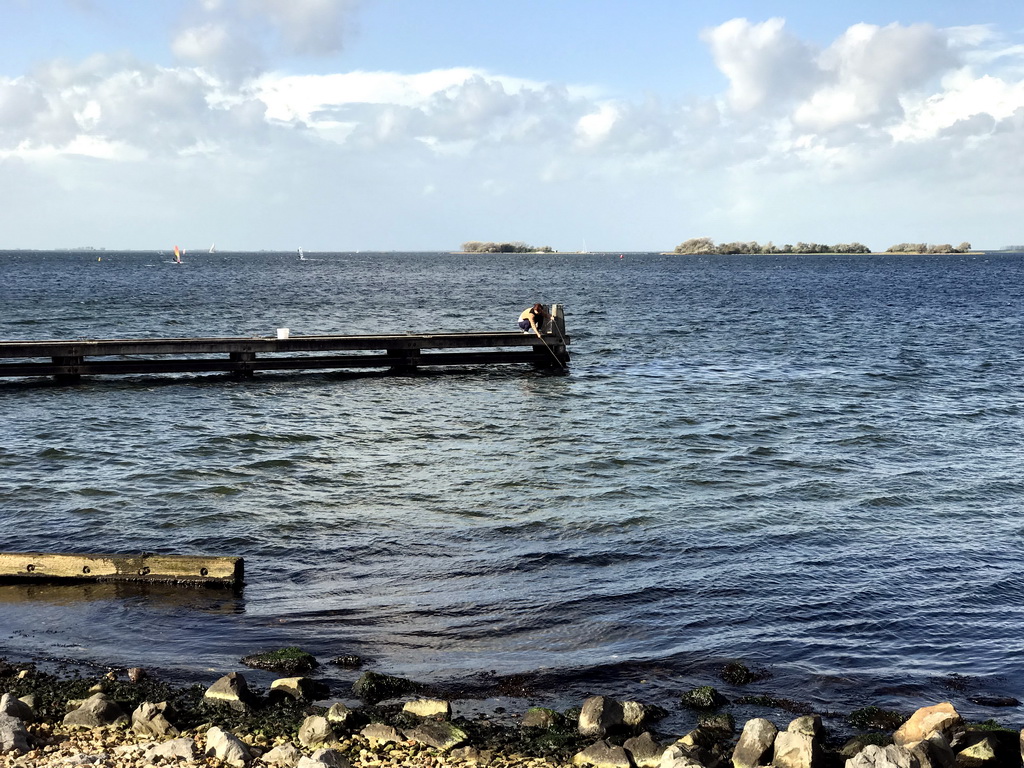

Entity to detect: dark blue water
[2,250,1024,733]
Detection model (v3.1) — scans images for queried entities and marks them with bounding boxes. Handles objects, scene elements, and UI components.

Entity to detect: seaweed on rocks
[351,671,426,703]
[847,706,907,732]
[735,693,814,715]
[679,686,728,710]
[240,646,318,675]
[720,660,770,686]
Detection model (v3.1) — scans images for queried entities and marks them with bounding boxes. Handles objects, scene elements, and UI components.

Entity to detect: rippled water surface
[2,250,1024,730]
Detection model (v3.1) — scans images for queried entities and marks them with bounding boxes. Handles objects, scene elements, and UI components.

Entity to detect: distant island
[673,238,973,255]
[461,241,554,253]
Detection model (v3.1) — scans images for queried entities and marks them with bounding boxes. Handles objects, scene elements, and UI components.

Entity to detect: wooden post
[52,355,83,384]
[387,347,421,374]
[230,350,256,378]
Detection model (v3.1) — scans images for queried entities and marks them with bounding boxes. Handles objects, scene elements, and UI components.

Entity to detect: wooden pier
[0,552,243,589]
[0,306,569,382]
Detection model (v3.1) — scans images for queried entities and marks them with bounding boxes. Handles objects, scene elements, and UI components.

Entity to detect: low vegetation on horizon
[462,240,554,253]
[674,238,973,255]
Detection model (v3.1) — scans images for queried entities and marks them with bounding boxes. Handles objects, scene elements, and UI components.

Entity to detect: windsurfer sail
[173,245,182,264]
[298,248,305,261]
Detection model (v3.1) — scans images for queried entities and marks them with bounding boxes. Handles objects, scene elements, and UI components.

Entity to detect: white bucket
[276,328,289,339]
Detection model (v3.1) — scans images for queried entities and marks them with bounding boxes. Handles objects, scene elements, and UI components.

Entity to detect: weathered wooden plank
[0,552,243,588]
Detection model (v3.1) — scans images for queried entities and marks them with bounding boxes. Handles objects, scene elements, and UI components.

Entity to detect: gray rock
[204,672,257,712]
[270,676,330,702]
[205,725,253,766]
[844,743,922,767]
[893,703,962,748]
[623,731,664,768]
[144,737,197,762]
[403,698,451,718]
[351,671,421,703]
[911,732,955,768]
[361,723,402,747]
[789,714,824,738]
[403,720,468,750]
[679,686,728,710]
[299,715,340,748]
[62,693,128,729]
[131,701,179,738]
[774,730,817,768]
[732,717,778,768]
[0,693,33,723]
[579,695,625,737]
[955,736,999,767]
[297,748,352,768]
[326,702,360,730]
[0,711,30,754]
[622,701,665,730]
[262,742,303,767]
[522,707,561,729]
[572,739,631,767]
[657,741,706,768]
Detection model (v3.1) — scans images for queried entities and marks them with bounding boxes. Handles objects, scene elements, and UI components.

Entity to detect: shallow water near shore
[2,250,1024,735]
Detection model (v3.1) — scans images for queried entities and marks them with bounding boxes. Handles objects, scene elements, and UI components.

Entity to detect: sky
[1,0,1023,251]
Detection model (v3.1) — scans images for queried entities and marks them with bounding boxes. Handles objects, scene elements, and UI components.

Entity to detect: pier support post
[387,347,421,374]
[230,351,256,378]
[52,355,83,384]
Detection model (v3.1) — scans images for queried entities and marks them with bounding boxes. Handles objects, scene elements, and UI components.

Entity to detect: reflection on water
[0,582,245,614]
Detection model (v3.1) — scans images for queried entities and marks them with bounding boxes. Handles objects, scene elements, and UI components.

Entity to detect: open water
[2,249,1024,733]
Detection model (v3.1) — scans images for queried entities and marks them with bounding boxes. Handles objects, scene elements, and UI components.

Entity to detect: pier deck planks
[0,315,570,382]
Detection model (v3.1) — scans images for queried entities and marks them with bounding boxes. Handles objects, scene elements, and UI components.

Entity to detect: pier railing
[0,305,569,382]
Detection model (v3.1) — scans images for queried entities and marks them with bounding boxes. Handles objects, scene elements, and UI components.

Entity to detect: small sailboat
[298,248,306,261]
[173,245,183,264]
[209,243,216,254]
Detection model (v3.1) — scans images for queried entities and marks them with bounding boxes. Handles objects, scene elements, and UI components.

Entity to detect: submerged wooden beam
[0,552,243,588]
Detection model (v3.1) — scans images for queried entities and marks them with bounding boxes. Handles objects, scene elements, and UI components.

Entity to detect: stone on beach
[579,695,625,737]
[360,722,402,747]
[263,741,304,766]
[572,738,632,767]
[731,717,778,768]
[204,671,259,712]
[326,702,361,730]
[351,670,422,703]
[893,702,963,747]
[0,693,34,723]
[206,724,254,766]
[772,715,824,768]
[0,711,30,754]
[131,700,179,737]
[402,719,468,750]
[402,698,451,718]
[299,714,341,748]
[522,706,561,728]
[145,736,199,762]
[271,676,330,702]
[844,743,923,767]
[298,747,353,768]
[62,693,128,728]
[622,731,665,768]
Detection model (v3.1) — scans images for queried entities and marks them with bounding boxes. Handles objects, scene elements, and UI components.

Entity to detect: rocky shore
[1,653,1022,767]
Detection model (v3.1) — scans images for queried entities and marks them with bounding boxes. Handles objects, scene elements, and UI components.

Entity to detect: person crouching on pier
[518,303,550,338]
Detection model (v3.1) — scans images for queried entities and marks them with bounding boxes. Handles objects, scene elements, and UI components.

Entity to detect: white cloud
[2,11,1024,250]
[701,18,819,112]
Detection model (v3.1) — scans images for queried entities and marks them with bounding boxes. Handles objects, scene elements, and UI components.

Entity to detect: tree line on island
[674,238,973,255]
[462,241,554,253]
[460,239,974,255]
